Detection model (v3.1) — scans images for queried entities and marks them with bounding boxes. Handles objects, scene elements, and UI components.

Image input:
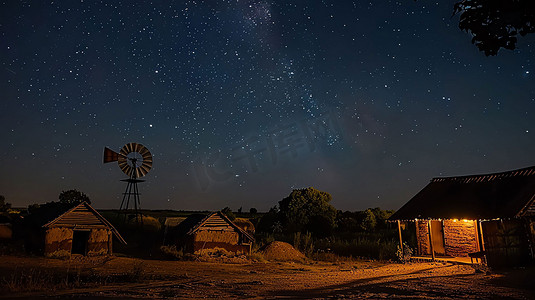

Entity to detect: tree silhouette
[58,189,91,205]
[0,195,11,213]
[453,0,535,55]
[358,209,377,232]
[278,187,337,236]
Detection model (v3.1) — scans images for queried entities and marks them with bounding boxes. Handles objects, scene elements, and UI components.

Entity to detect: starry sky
[1,1,534,212]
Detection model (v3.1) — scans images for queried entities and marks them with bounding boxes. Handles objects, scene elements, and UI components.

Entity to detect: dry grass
[0,255,533,299]
[312,252,358,262]
[160,245,184,259]
[0,260,148,293]
[247,251,266,262]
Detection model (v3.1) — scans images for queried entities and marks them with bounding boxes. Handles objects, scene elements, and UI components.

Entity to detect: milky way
[1,1,534,211]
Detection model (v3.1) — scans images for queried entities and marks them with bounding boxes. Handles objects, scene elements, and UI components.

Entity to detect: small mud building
[390,166,535,268]
[172,211,254,255]
[0,215,13,240]
[41,202,125,257]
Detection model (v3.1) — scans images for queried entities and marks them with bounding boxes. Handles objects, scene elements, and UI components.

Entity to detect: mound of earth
[259,241,306,262]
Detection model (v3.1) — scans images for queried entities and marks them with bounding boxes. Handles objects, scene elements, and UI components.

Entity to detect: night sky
[1,1,534,212]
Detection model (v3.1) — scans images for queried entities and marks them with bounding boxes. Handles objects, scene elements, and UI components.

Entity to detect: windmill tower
[103,143,153,222]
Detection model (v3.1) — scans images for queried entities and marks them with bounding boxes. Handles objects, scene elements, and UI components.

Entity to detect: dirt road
[0,255,533,299]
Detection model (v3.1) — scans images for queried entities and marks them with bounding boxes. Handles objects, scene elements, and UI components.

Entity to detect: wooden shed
[172,211,254,255]
[42,202,126,258]
[390,166,535,268]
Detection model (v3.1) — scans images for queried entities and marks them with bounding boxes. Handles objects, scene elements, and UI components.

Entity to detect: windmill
[103,143,152,222]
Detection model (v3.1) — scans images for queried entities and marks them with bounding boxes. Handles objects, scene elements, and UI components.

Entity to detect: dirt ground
[0,255,534,299]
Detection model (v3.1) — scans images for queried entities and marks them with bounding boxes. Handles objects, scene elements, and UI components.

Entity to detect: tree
[453,0,535,55]
[0,195,11,213]
[336,210,359,232]
[278,187,337,236]
[249,207,258,215]
[256,206,280,233]
[58,189,91,205]
[370,207,395,229]
[359,209,377,232]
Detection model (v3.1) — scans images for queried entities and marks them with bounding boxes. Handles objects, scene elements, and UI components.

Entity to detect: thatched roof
[390,166,535,221]
[163,217,187,227]
[42,202,126,244]
[175,211,254,242]
[172,213,207,236]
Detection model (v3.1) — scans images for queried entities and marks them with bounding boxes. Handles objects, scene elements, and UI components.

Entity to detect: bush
[314,234,398,261]
[293,232,314,257]
[160,245,184,260]
[396,242,413,263]
[247,251,266,262]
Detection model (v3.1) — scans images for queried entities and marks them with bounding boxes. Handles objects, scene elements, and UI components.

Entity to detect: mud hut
[41,202,126,257]
[172,211,254,255]
[390,166,535,268]
[0,223,12,240]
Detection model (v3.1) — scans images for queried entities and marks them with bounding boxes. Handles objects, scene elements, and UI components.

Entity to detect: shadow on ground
[270,264,534,299]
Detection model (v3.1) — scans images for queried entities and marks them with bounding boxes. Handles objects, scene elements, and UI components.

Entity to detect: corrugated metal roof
[390,166,535,221]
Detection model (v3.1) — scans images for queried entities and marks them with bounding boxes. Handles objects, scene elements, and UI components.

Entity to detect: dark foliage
[336,207,394,233]
[256,206,281,233]
[278,187,337,237]
[58,189,91,205]
[0,195,11,213]
[255,190,400,260]
[453,0,535,55]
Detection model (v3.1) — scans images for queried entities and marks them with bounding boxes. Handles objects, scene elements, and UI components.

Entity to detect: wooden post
[427,220,435,261]
[475,220,487,264]
[108,231,113,255]
[473,220,481,252]
[397,220,404,256]
[477,220,485,252]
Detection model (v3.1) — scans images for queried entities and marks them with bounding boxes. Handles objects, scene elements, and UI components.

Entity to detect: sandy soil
[0,255,533,299]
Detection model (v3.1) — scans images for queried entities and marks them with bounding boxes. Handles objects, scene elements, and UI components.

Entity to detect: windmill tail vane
[103,147,120,164]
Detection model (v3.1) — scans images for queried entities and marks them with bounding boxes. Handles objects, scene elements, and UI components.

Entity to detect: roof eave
[42,202,127,245]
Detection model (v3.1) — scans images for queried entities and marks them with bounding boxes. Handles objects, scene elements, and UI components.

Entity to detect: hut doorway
[72,230,90,255]
[430,221,445,256]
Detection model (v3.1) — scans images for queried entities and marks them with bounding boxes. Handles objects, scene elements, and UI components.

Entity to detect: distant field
[98,209,263,222]
[8,207,263,221]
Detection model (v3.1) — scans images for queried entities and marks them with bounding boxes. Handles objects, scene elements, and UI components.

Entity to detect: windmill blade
[119,161,133,177]
[103,147,119,163]
[115,142,153,178]
[135,168,143,179]
[138,146,150,156]
[120,142,134,156]
[141,160,152,169]
[138,164,151,177]
[134,143,144,153]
